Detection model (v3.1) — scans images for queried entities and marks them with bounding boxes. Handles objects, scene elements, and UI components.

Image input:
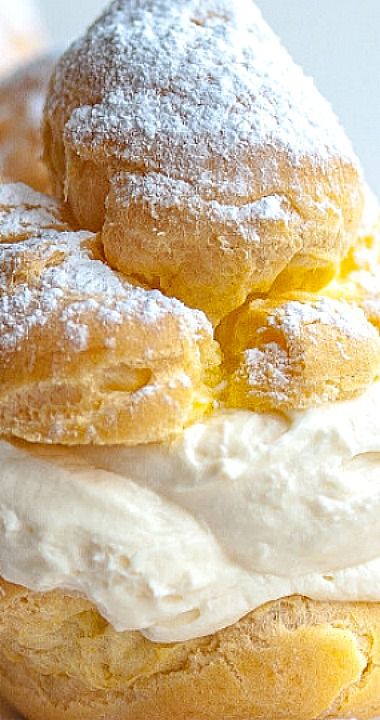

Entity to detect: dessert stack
[0,2,380,719]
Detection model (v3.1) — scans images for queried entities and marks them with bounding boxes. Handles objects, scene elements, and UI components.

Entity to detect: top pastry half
[0,0,376,447]
[43,0,364,323]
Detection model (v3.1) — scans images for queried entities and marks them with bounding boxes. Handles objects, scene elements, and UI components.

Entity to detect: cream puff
[0,2,380,720]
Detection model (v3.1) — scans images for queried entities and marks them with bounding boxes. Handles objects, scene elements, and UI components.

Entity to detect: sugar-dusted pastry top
[217,293,380,411]
[44,0,364,321]
[0,184,219,445]
[0,0,45,77]
[0,183,380,445]
[0,55,56,193]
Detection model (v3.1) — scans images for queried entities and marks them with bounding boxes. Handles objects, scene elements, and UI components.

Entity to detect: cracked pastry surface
[217,293,380,411]
[43,0,364,322]
[0,584,380,720]
[1,184,380,444]
[1,167,380,443]
[0,183,218,445]
[0,55,56,193]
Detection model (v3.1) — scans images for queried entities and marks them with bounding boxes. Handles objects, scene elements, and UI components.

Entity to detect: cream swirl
[1,383,380,641]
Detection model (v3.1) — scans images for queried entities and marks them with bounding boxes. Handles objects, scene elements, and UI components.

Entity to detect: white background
[36,0,380,196]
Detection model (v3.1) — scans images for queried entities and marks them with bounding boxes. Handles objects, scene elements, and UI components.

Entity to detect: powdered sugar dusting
[0,184,212,355]
[49,0,360,210]
[241,297,380,404]
[0,183,66,240]
[113,171,299,244]
[65,0,356,162]
[43,0,365,322]
[244,344,291,403]
[269,298,374,343]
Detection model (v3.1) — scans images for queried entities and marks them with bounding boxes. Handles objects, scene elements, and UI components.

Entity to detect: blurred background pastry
[0,55,56,192]
[0,0,49,193]
[0,0,45,78]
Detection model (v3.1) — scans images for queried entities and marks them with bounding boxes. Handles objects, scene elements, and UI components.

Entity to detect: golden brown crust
[1,184,380,443]
[323,213,380,332]
[43,0,364,322]
[0,55,55,193]
[0,580,380,720]
[0,184,219,445]
[101,157,362,324]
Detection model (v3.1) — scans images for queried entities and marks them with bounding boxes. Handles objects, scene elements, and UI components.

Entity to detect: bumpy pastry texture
[0,183,380,444]
[0,183,219,445]
[43,0,364,321]
[0,55,56,193]
[217,293,380,411]
[324,207,380,331]
[0,581,380,720]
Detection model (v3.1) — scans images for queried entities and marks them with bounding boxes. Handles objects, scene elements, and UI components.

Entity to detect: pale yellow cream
[1,383,380,641]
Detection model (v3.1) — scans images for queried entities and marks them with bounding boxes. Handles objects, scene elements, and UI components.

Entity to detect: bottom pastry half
[0,581,380,720]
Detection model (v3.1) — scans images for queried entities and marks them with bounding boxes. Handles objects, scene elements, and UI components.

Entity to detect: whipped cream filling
[1,384,380,642]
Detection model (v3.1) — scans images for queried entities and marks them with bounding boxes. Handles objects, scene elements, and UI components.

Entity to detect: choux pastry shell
[0,183,219,445]
[0,581,379,720]
[43,0,364,322]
